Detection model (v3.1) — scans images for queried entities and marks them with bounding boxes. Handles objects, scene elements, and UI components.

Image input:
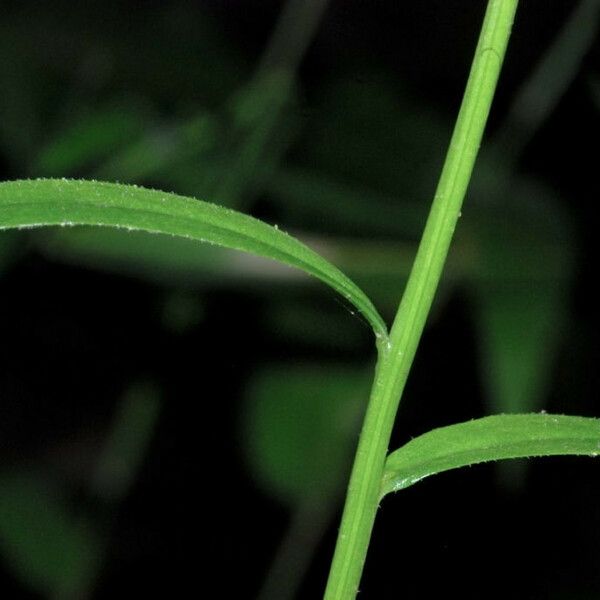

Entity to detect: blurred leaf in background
[468,170,575,417]
[0,472,101,599]
[242,364,371,505]
[241,364,371,600]
[0,383,160,599]
[34,102,155,177]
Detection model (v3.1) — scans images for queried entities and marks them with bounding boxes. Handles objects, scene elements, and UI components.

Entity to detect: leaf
[0,178,387,340]
[0,472,101,598]
[475,285,567,414]
[381,414,600,497]
[35,103,152,175]
[467,176,574,416]
[35,227,233,285]
[241,364,371,504]
[94,113,218,184]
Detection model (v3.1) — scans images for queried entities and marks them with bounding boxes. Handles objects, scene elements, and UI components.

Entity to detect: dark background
[0,1,598,598]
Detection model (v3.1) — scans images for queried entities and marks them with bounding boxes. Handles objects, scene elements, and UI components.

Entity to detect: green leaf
[94,113,218,184]
[467,176,574,416]
[242,365,371,504]
[0,178,387,340]
[35,103,152,176]
[0,473,101,598]
[382,414,600,497]
[475,285,567,414]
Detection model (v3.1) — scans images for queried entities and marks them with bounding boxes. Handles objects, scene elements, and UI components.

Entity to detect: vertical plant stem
[323,1,519,598]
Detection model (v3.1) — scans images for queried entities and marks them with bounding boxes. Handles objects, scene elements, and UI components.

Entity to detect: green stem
[323,2,519,598]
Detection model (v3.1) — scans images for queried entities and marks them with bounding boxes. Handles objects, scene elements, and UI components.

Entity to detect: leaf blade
[242,364,371,505]
[0,178,387,340]
[382,414,600,497]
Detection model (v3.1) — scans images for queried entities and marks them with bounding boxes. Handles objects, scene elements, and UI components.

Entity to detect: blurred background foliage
[0,1,599,598]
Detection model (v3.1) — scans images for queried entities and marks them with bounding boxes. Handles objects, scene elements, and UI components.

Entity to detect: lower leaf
[382,413,600,497]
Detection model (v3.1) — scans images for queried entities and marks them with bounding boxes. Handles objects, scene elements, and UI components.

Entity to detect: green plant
[0,1,598,598]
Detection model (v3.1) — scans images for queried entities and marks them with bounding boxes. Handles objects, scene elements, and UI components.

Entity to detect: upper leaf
[382,413,600,497]
[0,178,387,341]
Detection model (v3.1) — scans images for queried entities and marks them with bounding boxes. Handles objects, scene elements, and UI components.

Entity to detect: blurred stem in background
[0,383,161,600]
[491,0,600,165]
[214,0,330,209]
